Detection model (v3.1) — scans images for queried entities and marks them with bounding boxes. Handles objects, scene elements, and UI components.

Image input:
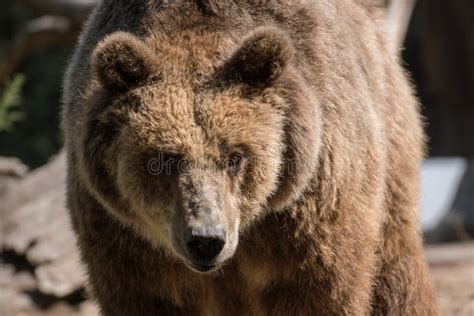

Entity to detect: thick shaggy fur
[62,0,438,315]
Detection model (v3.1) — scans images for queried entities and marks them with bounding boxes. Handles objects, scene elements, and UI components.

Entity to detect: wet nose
[185,228,226,262]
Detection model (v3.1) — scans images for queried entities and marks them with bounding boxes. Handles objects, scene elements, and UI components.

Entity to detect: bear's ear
[224,28,294,85]
[92,32,158,90]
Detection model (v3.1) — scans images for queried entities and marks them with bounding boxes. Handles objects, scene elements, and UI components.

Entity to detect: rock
[0,265,36,315]
[0,152,94,314]
[0,157,29,179]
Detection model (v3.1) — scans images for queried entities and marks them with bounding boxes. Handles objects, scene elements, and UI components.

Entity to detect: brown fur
[62,0,438,315]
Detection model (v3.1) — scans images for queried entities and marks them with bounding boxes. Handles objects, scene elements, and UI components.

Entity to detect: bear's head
[81,29,320,272]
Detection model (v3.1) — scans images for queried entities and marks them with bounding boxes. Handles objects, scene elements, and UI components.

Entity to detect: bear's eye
[226,153,244,175]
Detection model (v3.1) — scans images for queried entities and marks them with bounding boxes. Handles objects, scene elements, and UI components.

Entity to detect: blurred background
[0,0,472,315]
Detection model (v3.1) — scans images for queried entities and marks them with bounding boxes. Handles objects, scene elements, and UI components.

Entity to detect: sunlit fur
[62,1,438,315]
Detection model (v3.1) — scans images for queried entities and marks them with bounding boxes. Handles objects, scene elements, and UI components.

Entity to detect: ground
[426,242,474,315]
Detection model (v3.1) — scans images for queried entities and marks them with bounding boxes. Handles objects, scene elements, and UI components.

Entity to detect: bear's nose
[185,228,226,262]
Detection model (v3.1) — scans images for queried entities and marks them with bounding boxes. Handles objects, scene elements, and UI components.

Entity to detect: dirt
[426,243,474,316]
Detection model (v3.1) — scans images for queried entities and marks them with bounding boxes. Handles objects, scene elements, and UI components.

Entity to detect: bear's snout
[171,169,240,272]
[184,226,226,271]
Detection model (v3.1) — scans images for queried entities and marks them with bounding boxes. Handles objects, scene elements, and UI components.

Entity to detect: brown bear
[62,0,438,315]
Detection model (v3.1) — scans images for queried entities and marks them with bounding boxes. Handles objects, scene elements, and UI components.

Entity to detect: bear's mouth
[188,260,217,273]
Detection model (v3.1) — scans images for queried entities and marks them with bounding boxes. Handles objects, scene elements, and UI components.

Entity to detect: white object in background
[420,158,467,231]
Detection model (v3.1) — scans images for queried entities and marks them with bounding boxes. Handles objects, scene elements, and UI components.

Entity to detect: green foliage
[0,74,26,131]
[0,2,70,168]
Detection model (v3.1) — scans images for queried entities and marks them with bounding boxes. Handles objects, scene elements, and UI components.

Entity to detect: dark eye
[226,153,243,175]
